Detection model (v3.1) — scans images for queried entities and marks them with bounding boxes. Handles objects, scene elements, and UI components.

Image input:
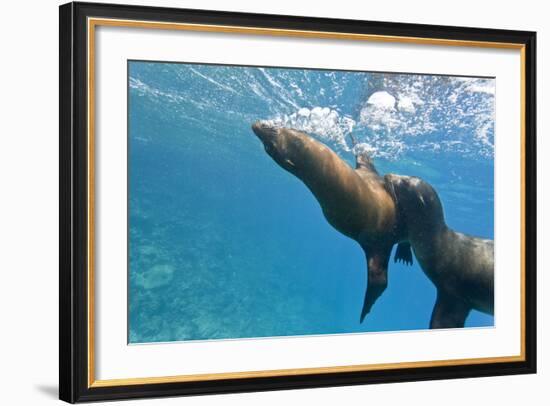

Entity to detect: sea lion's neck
[299,153,355,203]
[407,216,448,266]
[409,224,450,283]
[397,180,448,246]
[408,212,447,240]
[298,145,373,205]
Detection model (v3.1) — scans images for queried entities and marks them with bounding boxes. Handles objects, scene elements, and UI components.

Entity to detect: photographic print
[128,61,495,344]
[60,4,536,401]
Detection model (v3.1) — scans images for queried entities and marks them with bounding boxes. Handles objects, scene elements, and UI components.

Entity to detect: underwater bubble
[366,91,396,110]
[397,96,416,113]
[265,106,356,153]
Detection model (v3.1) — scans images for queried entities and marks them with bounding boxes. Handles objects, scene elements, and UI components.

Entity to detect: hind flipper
[359,244,392,323]
[430,291,471,329]
[394,242,413,266]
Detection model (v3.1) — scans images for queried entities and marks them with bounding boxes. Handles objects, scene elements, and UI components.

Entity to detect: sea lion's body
[252,122,411,321]
[294,140,397,245]
[385,174,494,328]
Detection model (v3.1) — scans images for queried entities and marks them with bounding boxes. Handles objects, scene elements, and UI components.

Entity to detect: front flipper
[394,242,413,266]
[430,291,471,329]
[360,244,392,323]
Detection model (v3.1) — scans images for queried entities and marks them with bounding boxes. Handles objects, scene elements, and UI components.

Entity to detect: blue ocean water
[128,61,494,344]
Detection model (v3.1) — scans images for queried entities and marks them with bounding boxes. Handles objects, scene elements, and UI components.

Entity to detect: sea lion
[251,121,412,322]
[384,174,494,328]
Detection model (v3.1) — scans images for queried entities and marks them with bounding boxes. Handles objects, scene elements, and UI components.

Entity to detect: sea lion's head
[252,121,314,175]
[384,174,446,233]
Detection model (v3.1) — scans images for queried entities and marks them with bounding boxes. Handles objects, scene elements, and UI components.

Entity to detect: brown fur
[385,174,494,328]
[252,122,408,321]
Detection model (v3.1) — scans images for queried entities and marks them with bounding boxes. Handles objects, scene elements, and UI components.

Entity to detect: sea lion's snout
[252,121,279,143]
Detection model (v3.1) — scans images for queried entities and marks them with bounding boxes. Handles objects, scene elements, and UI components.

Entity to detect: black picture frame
[59,1,537,403]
